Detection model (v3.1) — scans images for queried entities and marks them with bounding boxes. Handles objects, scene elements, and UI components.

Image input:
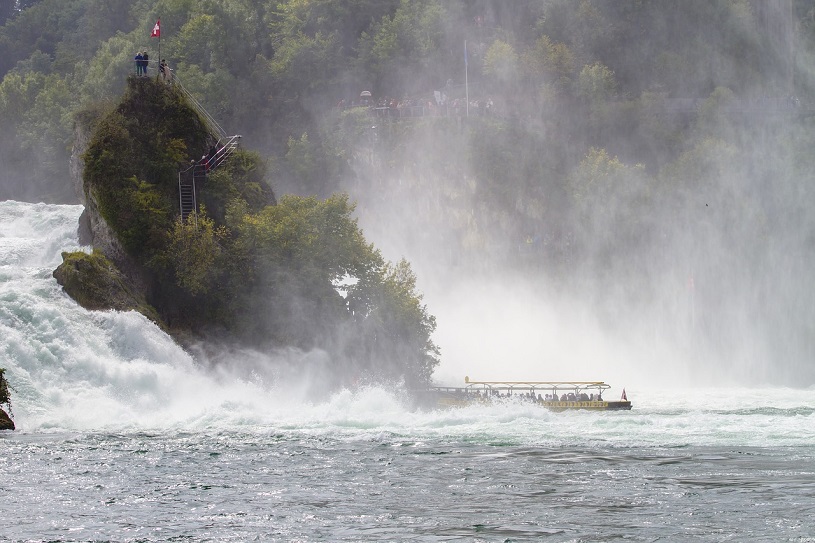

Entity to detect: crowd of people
[464,389,604,403]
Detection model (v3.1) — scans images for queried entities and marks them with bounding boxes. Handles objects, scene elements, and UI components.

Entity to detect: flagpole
[464,40,469,117]
[151,19,161,77]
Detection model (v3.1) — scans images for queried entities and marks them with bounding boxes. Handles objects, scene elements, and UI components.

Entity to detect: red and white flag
[151,20,160,38]
[621,388,627,401]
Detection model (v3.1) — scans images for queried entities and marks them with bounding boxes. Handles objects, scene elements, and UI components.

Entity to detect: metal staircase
[179,179,197,222]
[177,134,242,226]
[173,71,243,227]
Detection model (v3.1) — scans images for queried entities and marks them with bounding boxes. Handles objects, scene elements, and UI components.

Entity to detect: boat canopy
[462,376,611,395]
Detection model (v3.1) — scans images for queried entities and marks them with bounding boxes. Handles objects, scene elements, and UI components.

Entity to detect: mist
[312,0,815,389]
[2,0,815,389]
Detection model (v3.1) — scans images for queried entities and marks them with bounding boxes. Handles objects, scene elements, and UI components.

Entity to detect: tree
[577,61,616,103]
[521,35,575,94]
[166,212,227,296]
[351,258,439,386]
[0,1,16,26]
[482,39,518,85]
[355,0,447,94]
[568,147,650,259]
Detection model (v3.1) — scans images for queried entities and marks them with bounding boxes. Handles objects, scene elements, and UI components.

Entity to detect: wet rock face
[52,250,163,328]
[0,369,12,430]
[0,408,13,431]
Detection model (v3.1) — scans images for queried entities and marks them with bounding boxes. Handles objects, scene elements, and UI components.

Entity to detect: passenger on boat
[560,394,568,401]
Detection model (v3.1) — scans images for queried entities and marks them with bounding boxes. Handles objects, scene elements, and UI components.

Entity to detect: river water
[1,200,814,542]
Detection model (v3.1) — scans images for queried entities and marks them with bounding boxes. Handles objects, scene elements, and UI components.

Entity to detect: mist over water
[344,132,815,390]
[0,200,811,448]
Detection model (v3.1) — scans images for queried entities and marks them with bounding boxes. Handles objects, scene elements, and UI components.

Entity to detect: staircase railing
[211,135,241,167]
[172,73,228,141]
[177,135,242,226]
[169,71,243,227]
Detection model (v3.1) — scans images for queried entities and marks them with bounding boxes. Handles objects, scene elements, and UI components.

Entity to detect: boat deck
[418,378,632,411]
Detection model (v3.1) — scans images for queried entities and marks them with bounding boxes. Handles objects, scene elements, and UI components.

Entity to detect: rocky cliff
[0,368,13,431]
[59,129,155,326]
[55,76,273,337]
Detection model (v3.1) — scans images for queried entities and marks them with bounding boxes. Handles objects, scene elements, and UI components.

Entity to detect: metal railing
[171,73,228,141]
[177,135,242,225]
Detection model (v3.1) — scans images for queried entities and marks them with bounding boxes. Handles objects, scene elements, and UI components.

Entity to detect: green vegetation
[52,249,162,322]
[81,77,208,257]
[4,1,815,382]
[60,75,439,387]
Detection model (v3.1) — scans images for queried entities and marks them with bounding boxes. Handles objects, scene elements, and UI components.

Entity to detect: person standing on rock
[135,51,143,75]
[142,50,149,75]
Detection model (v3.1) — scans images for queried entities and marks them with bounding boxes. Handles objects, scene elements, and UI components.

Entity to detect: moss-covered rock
[53,250,163,327]
[67,76,273,336]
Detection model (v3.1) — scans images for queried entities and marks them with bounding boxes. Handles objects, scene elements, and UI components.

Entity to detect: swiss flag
[151,20,160,38]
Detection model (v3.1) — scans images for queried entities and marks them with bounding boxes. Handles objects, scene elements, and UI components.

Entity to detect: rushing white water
[1,200,813,447]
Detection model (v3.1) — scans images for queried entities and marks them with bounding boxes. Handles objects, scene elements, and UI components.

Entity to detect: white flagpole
[465,40,469,117]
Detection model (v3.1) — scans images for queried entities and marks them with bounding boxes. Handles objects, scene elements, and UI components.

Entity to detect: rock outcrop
[70,104,149,292]
[53,250,163,326]
[0,369,13,430]
[0,408,13,431]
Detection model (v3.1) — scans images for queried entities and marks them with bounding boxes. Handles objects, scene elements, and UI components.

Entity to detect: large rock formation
[0,369,13,431]
[69,103,150,294]
[0,409,13,431]
[52,76,438,389]
[54,76,273,336]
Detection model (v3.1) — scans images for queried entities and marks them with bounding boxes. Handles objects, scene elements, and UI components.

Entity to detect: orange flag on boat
[621,388,627,401]
[151,20,160,38]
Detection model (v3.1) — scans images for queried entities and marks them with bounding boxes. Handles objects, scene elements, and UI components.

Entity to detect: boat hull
[417,390,632,411]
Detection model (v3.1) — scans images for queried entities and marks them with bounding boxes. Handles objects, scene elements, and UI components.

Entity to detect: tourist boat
[415,376,632,411]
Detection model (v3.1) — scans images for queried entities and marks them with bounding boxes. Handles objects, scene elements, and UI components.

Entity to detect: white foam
[1,202,813,448]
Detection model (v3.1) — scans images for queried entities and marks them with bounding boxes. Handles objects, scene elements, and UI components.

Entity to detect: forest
[2,0,815,384]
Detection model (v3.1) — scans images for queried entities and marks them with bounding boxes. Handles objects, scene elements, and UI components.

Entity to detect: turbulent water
[1,200,814,542]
